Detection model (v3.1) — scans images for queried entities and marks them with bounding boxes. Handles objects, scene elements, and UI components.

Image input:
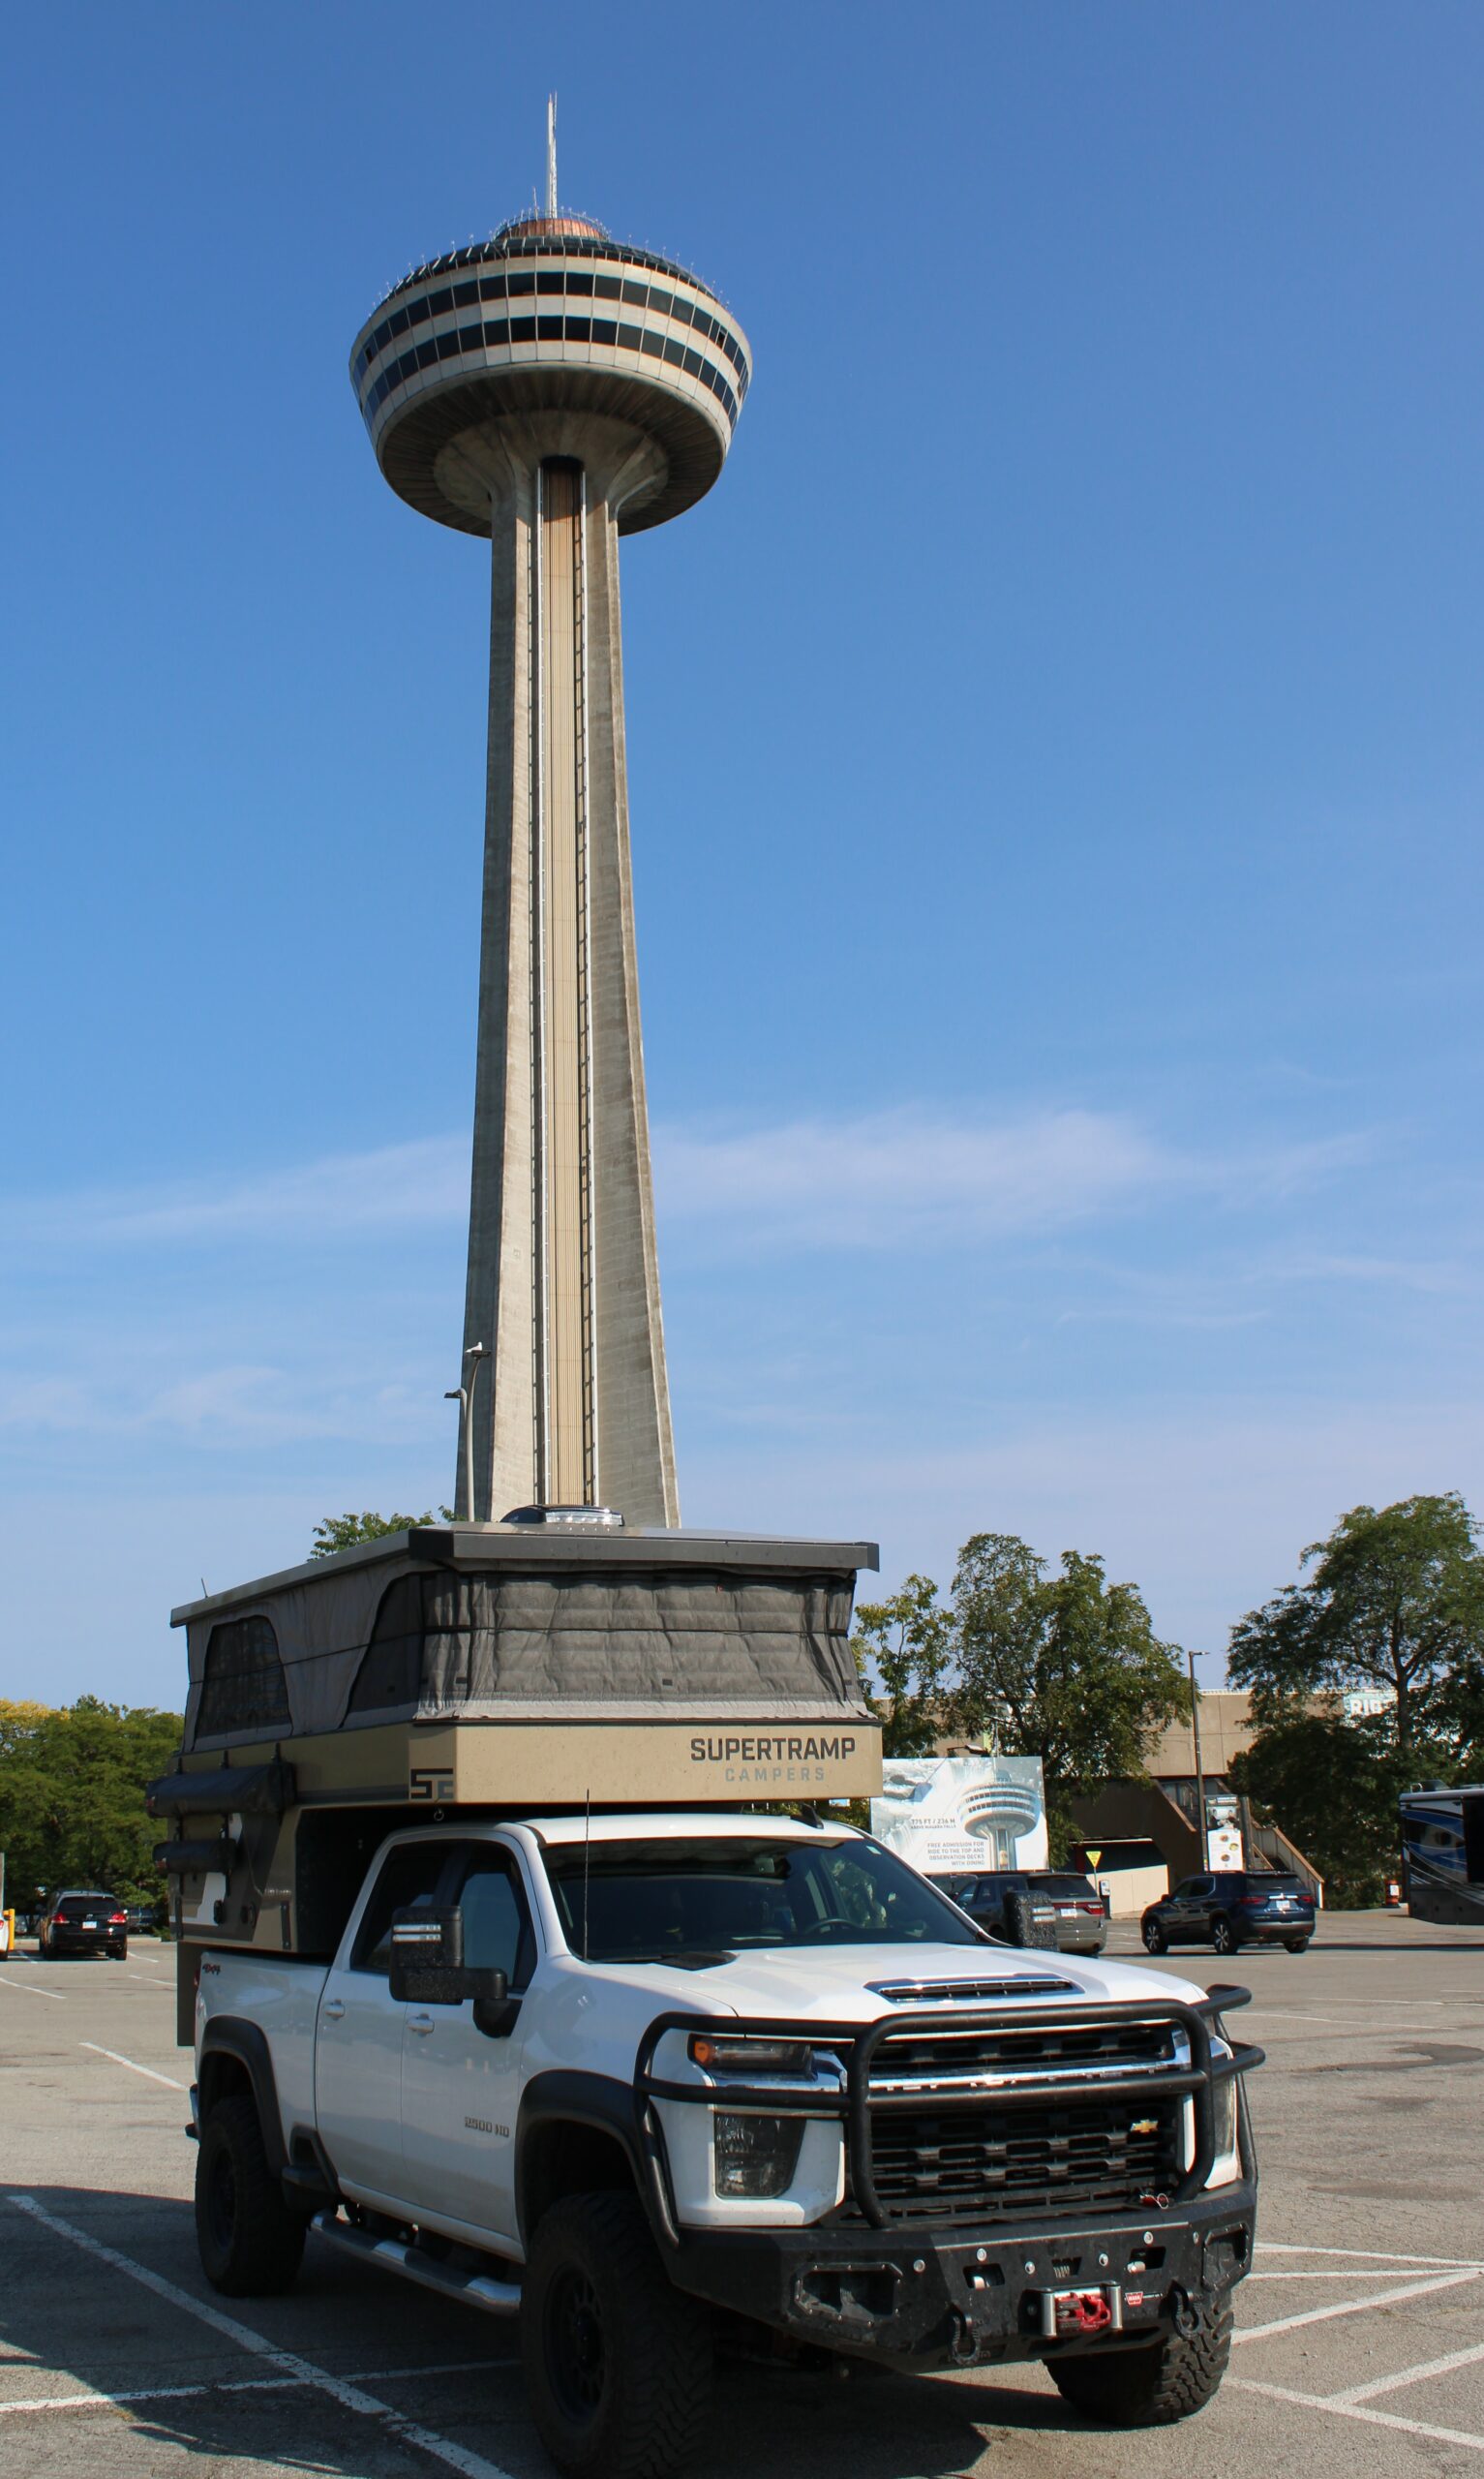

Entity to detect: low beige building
[1068,1689,1321,1911]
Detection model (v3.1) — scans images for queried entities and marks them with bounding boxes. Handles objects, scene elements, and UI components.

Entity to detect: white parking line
[1259,2241,1484,2268]
[1333,2338,1484,2404]
[0,2361,496,2418]
[1241,2010,1348,2026]
[79,2042,187,2092]
[1247,2269,1459,2280]
[1235,2376,1484,2455]
[1235,2267,1482,2341]
[4,2195,518,2479]
[0,1973,65,2001]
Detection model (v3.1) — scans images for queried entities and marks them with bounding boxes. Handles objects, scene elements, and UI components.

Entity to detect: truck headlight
[712,2113,806,2197]
[689,2035,814,2077]
[1205,2035,1240,2189]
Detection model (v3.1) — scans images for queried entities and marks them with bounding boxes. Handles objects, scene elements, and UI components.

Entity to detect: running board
[311,2210,521,2316]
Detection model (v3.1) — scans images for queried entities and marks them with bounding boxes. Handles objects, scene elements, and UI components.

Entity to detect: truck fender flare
[517,2068,654,2243]
[197,2017,288,2178]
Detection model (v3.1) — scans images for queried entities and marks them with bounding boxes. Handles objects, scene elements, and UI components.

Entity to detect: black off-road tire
[1141,1919,1166,1955]
[1049,2304,1233,2426]
[1211,1917,1237,1956]
[1285,1938,1311,1953]
[195,2093,306,2296]
[520,2190,712,2479]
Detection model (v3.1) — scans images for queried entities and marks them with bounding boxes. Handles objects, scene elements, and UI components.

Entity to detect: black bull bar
[636,1988,1262,2237]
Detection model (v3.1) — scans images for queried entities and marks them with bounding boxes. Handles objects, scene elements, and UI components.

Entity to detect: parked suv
[931,1869,1109,1955]
[38,1890,129,1960]
[1141,1872,1315,1957]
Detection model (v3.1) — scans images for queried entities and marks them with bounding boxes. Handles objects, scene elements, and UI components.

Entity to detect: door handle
[322,1999,346,2022]
[409,2012,436,2036]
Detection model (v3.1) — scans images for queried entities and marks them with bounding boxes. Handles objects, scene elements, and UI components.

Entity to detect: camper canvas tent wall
[148,1520,881,2030]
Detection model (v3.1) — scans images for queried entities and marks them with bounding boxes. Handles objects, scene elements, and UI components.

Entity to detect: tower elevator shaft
[454,418,679,1526]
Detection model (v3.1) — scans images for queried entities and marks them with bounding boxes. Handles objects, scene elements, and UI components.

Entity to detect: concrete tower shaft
[458,413,675,1523]
[349,216,749,1524]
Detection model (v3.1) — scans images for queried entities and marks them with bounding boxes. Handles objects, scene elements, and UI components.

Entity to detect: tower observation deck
[349,140,750,1525]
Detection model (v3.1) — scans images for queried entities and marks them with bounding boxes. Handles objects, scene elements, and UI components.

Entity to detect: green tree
[851,1576,952,1756]
[0,1698,183,1912]
[950,1534,1190,1852]
[1227,1493,1484,1755]
[1228,1707,1411,1908]
[311,1508,454,1558]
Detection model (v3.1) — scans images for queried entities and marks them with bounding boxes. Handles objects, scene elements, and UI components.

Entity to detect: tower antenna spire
[545,92,558,219]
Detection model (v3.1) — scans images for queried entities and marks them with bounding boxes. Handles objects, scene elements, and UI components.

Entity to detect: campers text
[689,1732,858,1787]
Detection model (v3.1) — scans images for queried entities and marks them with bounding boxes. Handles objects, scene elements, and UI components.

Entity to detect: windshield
[542,1835,986,1964]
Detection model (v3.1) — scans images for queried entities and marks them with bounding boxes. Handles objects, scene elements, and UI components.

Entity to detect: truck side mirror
[388,1905,514,2020]
[1001,1889,1058,1950]
[388,1904,464,2003]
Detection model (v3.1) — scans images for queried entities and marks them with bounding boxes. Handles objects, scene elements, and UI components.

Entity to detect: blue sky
[2,4,1481,1711]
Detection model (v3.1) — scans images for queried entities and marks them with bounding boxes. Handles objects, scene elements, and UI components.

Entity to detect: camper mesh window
[345,1566,857,1717]
[348,1575,473,1715]
[197,1615,290,1737]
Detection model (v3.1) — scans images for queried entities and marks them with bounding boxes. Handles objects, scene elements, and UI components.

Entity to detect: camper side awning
[146,1760,296,1818]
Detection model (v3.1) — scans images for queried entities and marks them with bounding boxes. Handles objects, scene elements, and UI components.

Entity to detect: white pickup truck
[189,1809,1260,2479]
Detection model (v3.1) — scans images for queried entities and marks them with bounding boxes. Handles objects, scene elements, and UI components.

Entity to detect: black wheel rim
[206,2143,237,2253]
[544,2265,606,2423]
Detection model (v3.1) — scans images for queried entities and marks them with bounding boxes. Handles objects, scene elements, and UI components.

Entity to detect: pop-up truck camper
[149,1516,882,2032]
[147,1510,1260,2479]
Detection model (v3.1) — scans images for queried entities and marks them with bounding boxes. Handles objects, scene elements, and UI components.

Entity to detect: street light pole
[445,1342,490,1521]
[1188,1647,1208,1871]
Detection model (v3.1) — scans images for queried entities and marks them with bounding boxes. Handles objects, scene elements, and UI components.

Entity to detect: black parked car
[38,1889,129,1960]
[1140,1871,1316,1956]
[931,1869,1109,1955]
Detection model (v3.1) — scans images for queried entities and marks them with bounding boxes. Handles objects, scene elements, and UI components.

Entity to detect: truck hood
[603,1942,1210,2023]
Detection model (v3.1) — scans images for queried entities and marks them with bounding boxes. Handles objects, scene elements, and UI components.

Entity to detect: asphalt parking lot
[2,1913,1482,2479]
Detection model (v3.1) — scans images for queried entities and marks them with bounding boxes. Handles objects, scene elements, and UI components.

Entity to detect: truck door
[315,1837,453,2206]
[399,1839,537,2248]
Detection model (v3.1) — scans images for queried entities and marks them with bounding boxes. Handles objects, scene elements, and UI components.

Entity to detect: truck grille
[866,2017,1184,2096]
[862,2097,1179,2225]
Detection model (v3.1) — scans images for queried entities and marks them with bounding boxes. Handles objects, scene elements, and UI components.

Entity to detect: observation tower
[349,107,750,1525]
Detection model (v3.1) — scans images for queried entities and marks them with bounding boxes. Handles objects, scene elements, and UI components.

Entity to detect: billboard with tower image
[871,1754,1048,1875]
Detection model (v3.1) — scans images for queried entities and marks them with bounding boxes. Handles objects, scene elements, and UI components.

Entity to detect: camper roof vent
[500,1504,625,1529]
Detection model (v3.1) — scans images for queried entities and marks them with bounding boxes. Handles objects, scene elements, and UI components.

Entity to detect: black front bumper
[668,2182,1256,2369]
[636,1987,1261,2369]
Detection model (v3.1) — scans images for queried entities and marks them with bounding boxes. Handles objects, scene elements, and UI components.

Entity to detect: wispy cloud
[653,1106,1367,1253]
[1,1136,469,1255]
[681,1399,1484,1668]
[0,1359,443,1447]
[0,1107,1369,1264]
